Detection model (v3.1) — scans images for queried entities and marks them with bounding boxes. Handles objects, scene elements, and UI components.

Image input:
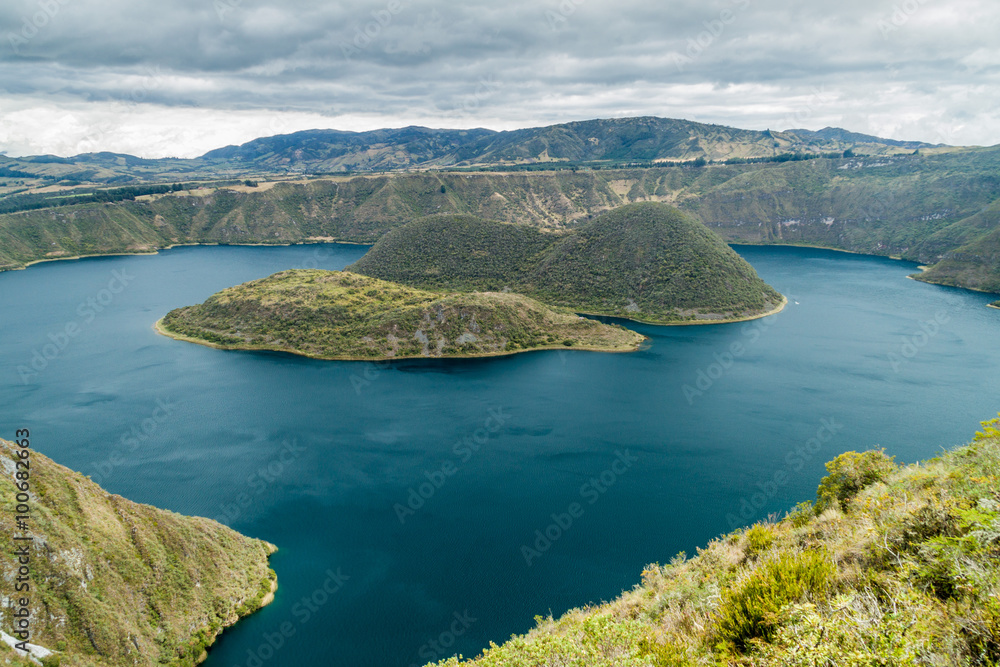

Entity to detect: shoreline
[908,271,1000,299]
[198,566,278,666]
[729,240,873,257]
[259,576,279,608]
[587,294,788,327]
[7,239,374,273]
[154,318,646,361]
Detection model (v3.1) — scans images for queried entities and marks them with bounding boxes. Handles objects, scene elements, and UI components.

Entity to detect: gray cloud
[0,0,998,157]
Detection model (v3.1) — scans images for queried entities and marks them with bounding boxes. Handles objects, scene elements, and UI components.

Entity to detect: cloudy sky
[0,0,997,158]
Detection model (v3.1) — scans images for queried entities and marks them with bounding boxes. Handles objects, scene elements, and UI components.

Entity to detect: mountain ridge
[0,116,954,186]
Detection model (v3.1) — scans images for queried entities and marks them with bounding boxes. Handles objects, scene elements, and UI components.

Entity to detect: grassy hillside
[350,204,785,323]
[911,200,1000,293]
[430,416,1000,667]
[0,439,276,667]
[157,270,644,360]
[524,203,785,321]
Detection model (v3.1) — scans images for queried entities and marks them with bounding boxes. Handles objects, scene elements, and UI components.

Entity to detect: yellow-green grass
[157,270,646,360]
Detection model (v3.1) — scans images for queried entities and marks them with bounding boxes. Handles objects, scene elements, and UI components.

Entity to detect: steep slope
[157,270,645,359]
[350,203,785,323]
[911,199,1000,293]
[911,198,1000,261]
[431,417,1000,667]
[340,214,557,291]
[913,225,1000,293]
[0,439,276,667]
[2,149,1000,297]
[523,203,785,321]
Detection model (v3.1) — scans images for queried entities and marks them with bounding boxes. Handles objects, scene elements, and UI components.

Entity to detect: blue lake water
[1,243,998,667]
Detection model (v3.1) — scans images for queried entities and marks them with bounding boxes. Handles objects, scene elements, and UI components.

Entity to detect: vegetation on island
[349,203,785,323]
[429,414,1000,666]
[157,270,645,360]
[0,439,277,667]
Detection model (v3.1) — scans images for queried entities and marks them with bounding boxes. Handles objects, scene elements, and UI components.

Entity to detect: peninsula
[0,439,276,667]
[156,270,645,360]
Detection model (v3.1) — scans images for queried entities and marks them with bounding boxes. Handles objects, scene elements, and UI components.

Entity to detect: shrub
[815,450,896,513]
[714,550,834,652]
[639,636,696,667]
[967,597,1000,663]
[744,524,775,559]
[784,501,813,528]
[974,413,1000,441]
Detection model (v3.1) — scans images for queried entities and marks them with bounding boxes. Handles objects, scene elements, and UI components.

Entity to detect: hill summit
[349,202,785,324]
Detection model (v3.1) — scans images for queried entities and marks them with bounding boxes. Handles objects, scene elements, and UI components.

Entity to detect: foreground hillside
[0,439,276,667]
[349,203,785,324]
[431,415,1000,666]
[157,270,644,359]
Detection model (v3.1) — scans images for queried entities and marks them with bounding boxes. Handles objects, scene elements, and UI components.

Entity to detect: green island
[0,439,276,667]
[430,416,1000,667]
[348,203,785,324]
[156,270,646,360]
[990,301,1000,310]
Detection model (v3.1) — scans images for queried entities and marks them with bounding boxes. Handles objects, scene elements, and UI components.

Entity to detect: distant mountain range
[0,116,949,185]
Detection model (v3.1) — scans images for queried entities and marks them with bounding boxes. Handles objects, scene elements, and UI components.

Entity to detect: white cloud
[0,0,998,157]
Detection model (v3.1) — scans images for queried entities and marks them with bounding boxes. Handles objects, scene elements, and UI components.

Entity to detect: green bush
[974,413,1000,441]
[714,550,834,652]
[969,597,1000,663]
[815,449,896,513]
[744,523,775,559]
[784,501,814,528]
[638,636,696,667]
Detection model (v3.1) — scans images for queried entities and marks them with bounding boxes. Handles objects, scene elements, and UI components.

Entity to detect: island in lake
[157,270,646,360]
[157,203,788,361]
[348,202,786,325]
